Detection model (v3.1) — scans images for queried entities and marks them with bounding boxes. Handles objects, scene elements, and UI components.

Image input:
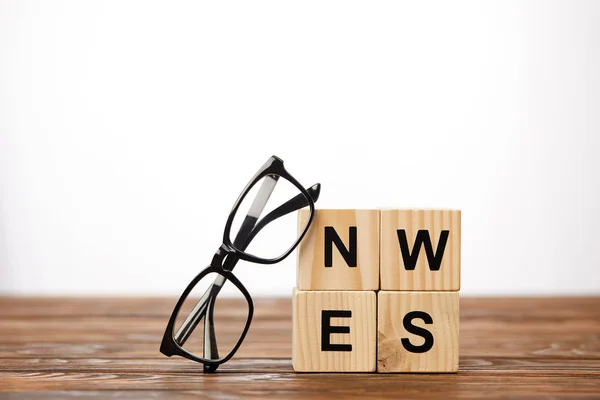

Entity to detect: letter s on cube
[377,291,459,373]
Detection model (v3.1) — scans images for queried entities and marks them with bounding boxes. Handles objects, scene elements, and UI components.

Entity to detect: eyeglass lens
[173,271,250,362]
[230,174,310,259]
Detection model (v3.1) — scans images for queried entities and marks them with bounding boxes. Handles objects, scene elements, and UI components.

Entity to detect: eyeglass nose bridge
[211,244,234,267]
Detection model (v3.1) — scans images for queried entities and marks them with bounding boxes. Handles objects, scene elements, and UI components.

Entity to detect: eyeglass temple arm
[230,175,279,251]
[173,274,226,345]
[203,295,219,361]
[245,183,321,247]
[222,183,321,271]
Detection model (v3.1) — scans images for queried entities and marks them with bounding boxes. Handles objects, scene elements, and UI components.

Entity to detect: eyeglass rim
[221,156,316,264]
[159,265,254,367]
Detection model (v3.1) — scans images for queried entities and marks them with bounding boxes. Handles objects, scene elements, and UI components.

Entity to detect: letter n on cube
[297,209,379,291]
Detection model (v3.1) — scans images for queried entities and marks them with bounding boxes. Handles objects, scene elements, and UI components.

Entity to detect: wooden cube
[377,291,459,373]
[380,209,460,291]
[297,209,379,291]
[292,288,377,372]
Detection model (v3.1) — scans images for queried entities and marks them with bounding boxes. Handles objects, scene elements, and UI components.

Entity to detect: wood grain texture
[292,289,376,372]
[297,209,379,290]
[378,291,459,373]
[380,209,460,291]
[0,296,599,398]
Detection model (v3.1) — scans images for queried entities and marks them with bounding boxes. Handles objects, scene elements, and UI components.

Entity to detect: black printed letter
[321,310,352,352]
[401,311,434,353]
[397,230,449,271]
[324,226,357,267]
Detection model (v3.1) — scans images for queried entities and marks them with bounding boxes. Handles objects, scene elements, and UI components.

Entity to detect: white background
[1,0,599,297]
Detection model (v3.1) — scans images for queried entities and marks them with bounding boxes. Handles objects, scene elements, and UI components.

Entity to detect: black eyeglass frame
[160,156,318,372]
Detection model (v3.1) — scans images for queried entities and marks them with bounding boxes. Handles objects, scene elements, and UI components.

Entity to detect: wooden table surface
[0,297,599,399]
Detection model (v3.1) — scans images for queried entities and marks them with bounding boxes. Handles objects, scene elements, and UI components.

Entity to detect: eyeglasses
[159,155,320,372]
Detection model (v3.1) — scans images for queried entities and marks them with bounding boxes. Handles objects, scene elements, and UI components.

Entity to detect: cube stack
[292,209,461,373]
